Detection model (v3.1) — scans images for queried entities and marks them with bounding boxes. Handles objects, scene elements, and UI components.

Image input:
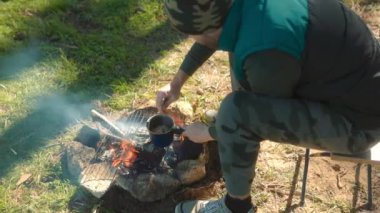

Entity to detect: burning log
[110,140,139,169]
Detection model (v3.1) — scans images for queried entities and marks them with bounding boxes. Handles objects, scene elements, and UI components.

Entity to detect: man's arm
[156,42,216,112]
[180,42,216,76]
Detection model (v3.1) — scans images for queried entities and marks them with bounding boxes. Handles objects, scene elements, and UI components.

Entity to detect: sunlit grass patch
[0,125,79,211]
[0,0,178,211]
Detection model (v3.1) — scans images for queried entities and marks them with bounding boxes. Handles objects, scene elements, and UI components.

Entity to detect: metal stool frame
[300,148,373,209]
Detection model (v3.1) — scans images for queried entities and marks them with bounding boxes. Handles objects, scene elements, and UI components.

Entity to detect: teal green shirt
[218,0,308,80]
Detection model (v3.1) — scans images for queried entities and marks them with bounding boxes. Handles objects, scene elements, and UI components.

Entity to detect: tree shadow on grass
[0,0,184,179]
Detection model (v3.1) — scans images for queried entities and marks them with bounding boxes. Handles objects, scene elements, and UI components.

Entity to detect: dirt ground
[92,2,380,213]
[95,142,379,213]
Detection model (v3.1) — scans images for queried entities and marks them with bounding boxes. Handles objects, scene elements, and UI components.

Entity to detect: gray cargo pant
[216,54,380,197]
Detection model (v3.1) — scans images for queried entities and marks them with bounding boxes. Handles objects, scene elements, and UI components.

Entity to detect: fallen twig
[9,148,17,155]
[336,174,344,189]
[44,143,62,149]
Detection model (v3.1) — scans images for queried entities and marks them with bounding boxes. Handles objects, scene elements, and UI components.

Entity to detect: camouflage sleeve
[243,49,301,98]
[179,42,215,76]
[208,125,217,140]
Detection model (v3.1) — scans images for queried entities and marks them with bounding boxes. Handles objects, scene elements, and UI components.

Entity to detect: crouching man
[155,0,380,212]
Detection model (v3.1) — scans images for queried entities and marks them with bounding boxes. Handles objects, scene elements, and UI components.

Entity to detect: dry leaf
[16,173,32,186]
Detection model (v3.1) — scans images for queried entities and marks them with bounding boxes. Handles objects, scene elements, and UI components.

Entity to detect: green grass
[0,145,76,212]
[0,0,184,211]
[0,0,378,212]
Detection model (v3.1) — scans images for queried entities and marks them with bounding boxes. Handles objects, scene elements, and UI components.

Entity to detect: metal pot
[146,114,184,147]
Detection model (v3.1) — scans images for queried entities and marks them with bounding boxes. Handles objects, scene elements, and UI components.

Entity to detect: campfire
[110,140,139,171]
[65,106,206,201]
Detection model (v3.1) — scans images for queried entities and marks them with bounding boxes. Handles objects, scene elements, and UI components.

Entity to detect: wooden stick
[91,109,126,138]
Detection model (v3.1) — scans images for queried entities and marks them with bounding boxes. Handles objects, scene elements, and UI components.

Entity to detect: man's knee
[215,91,262,141]
[216,92,243,131]
[216,91,271,130]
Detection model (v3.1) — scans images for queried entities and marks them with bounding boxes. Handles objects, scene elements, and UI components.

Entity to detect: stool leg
[367,164,373,210]
[300,148,310,207]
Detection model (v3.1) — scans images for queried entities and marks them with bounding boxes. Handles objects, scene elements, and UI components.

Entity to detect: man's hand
[183,122,213,143]
[156,83,180,113]
[156,69,190,113]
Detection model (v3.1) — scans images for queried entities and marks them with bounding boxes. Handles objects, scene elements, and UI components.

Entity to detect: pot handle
[172,126,185,135]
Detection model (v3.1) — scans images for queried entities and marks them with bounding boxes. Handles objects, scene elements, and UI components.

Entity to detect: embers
[93,132,179,177]
[111,140,139,170]
[90,107,199,177]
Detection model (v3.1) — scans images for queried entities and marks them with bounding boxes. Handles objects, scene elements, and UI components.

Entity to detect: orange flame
[111,140,139,168]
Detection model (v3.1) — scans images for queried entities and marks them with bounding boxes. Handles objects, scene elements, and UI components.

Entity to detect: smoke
[1,93,93,152]
[0,42,41,79]
[0,92,96,177]
[34,93,92,125]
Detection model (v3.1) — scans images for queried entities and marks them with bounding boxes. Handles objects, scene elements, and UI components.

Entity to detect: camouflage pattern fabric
[216,91,380,196]
[164,0,231,34]
[214,53,380,197]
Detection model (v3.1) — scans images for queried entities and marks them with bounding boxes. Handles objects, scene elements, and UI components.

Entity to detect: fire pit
[64,107,207,202]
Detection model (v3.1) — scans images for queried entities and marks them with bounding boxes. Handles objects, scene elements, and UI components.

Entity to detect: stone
[204,109,218,124]
[80,162,116,198]
[115,173,181,202]
[65,141,96,180]
[170,101,194,119]
[74,125,101,149]
[176,159,206,185]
